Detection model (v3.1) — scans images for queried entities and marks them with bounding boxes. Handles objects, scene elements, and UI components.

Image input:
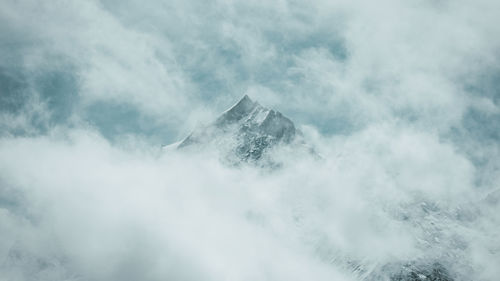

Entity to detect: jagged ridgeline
[173,95,310,164]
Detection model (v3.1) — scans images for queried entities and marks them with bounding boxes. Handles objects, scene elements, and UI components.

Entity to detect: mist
[1,0,500,280]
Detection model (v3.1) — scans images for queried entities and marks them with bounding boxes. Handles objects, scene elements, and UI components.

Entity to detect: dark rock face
[177,95,297,162]
[390,262,453,281]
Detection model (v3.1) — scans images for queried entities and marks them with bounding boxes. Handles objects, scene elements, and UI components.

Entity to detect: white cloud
[1,0,500,280]
[0,122,497,280]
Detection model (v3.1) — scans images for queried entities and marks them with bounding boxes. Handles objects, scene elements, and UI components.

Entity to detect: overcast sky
[1,0,499,280]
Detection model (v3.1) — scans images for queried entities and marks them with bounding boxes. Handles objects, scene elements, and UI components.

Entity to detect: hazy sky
[1,0,499,280]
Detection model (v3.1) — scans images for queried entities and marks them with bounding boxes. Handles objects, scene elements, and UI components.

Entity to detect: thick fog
[1,0,500,280]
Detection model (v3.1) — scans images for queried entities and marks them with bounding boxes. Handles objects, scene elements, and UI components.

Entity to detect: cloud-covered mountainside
[1,0,500,281]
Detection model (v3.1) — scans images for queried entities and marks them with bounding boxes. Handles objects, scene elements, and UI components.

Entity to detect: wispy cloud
[1,0,499,280]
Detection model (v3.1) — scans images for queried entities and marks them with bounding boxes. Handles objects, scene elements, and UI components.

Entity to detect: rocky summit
[176,95,300,164]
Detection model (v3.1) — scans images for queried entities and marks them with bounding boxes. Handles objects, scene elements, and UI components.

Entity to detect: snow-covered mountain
[171,95,313,165]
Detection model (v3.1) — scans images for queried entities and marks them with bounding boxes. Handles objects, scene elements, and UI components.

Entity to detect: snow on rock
[173,95,302,165]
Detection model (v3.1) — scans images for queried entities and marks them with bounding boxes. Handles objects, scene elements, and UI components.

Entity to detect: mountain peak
[216,95,260,126]
[175,95,298,163]
[238,94,253,106]
[231,94,256,111]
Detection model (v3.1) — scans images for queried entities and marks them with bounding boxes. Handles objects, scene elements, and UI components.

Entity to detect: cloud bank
[1,0,499,280]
